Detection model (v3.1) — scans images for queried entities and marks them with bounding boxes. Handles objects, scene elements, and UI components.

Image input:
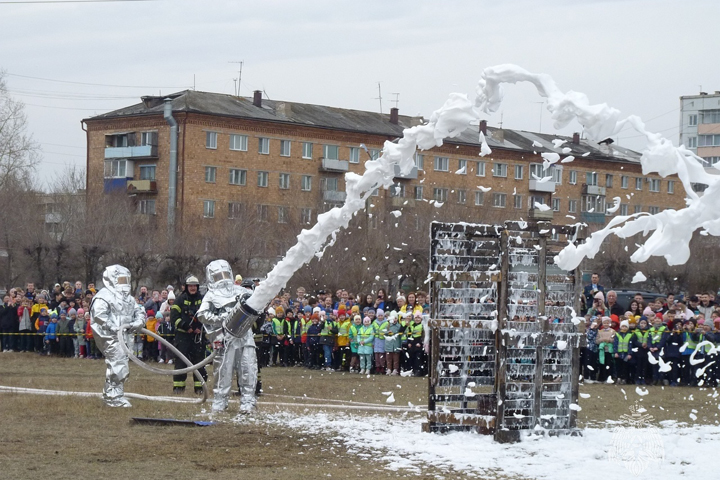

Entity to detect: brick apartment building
[82,90,687,257]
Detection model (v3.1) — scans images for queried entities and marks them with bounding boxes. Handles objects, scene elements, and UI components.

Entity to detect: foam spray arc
[245,94,480,311]
[247,63,714,311]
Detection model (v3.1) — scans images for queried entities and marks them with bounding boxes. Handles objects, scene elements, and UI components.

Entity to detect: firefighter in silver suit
[196,259,258,414]
[90,265,146,407]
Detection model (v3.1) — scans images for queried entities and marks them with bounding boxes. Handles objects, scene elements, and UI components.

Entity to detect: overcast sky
[2,0,719,188]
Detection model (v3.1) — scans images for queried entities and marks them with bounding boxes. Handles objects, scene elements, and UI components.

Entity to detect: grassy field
[1,353,718,479]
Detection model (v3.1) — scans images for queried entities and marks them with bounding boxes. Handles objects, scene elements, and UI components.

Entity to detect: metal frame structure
[424,221,587,443]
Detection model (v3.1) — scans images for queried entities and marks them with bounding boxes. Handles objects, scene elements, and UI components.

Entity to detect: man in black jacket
[0,294,19,352]
[171,276,206,394]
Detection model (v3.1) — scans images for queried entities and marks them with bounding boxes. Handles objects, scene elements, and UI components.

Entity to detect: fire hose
[115,298,262,404]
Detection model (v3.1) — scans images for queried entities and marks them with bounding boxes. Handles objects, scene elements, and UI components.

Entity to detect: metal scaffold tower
[424,221,587,443]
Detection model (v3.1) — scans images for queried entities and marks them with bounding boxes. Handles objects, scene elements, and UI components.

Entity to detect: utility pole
[229,60,244,96]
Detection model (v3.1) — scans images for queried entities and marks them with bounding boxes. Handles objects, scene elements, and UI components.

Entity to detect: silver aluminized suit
[196,260,257,413]
[90,265,146,407]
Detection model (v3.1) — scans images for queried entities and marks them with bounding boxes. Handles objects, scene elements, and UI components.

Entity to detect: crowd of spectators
[581,275,720,388]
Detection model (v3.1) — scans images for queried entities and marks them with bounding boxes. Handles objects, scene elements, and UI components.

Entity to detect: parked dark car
[612,289,664,311]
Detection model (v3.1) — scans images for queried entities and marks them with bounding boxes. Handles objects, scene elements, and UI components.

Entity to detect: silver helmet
[206,259,234,296]
[102,264,132,298]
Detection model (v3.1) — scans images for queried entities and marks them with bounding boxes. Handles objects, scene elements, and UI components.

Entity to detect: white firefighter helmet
[206,259,234,295]
[102,265,132,298]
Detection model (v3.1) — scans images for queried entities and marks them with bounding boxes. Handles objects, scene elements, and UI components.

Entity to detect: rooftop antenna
[499,111,504,129]
[391,92,400,109]
[229,60,244,96]
[534,101,545,133]
[375,82,383,114]
[193,74,196,91]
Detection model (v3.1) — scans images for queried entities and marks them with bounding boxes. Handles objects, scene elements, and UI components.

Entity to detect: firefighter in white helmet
[196,259,258,413]
[90,265,146,407]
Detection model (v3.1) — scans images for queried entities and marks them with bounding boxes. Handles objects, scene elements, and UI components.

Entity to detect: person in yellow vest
[357,316,375,375]
[271,306,286,366]
[613,320,635,385]
[648,315,669,385]
[334,308,351,371]
[372,309,389,374]
[319,310,338,371]
[408,312,425,377]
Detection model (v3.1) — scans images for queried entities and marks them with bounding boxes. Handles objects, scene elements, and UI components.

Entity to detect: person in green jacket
[357,316,375,375]
[349,314,362,373]
[384,311,405,375]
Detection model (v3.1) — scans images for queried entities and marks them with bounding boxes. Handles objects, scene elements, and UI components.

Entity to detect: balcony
[581,184,606,196]
[393,164,418,180]
[391,197,415,207]
[105,144,158,159]
[581,212,606,224]
[127,180,157,194]
[320,158,349,172]
[529,179,555,193]
[528,208,554,220]
[323,190,346,202]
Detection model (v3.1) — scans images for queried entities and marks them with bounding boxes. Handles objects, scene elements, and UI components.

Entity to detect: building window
[619,204,628,216]
[139,165,156,181]
[258,137,270,154]
[476,161,486,177]
[205,131,217,149]
[668,180,674,194]
[703,156,720,166]
[621,175,628,189]
[140,131,157,146]
[552,198,560,212]
[493,193,506,208]
[605,174,613,188]
[633,205,642,214]
[258,171,269,188]
[371,188,380,197]
[635,177,642,190]
[414,186,423,200]
[369,149,380,160]
[324,145,339,160]
[203,200,215,218]
[475,191,484,206]
[493,163,507,178]
[586,172,598,186]
[458,159,467,174]
[458,190,466,204]
[302,142,313,159]
[568,199,577,213]
[513,194,522,209]
[433,188,448,203]
[581,195,605,213]
[228,202,243,219]
[529,163,543,178]
[391,183,405,198]
[300,208,312,224]
[689,114,698,126]
[229,169,246,186]
[699,134,720,147]
[687,136,698,149]
[301,175,312,191]
[349,147,360,164]
[648,206,660,215]
[205,166,217,183]
[138,199,155,215]
[514,164,523,180]
[434,156,449,172]
[649,178,660,192]
[279,173,290,190]
[701,110,720,124]
[569,170,577,185]
[104,159,128,178]
[551,165,562,184]
[280,140,291,157]
[322,177,339,192]
[257,204,269,222]
[229,134,248,151]
[278,206,289,224]
[415,153,424,171]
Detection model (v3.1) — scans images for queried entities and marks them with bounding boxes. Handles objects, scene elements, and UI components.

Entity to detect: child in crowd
[681,319,701,386]
[596,316,616,382]
[662,322,684,386]
[349,314,362,373]
[648,315,669,385]
[633,318,651,385]
[17,298,34,353]
[358,316,375,375]
[36,307,51,354]
[57,310,72,357]
[584,316,599,382]
[372,309,388,374]
[143,312,158,362]
[334,308,351,371]
[258,313,274,368]
[44,313,59,356]
[306,313,322,370]
[73,308,85,358]
[84,312,97,359]
[384,310,404,375]
[614,320,634,384]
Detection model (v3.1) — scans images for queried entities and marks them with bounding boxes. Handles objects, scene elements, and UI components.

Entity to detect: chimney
[390,107,399,125]
[572,132,580,145]
[479,120,487,135]
[253,90,262,107]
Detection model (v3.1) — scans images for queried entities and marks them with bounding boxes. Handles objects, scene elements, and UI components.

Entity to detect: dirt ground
[1,353,718,480]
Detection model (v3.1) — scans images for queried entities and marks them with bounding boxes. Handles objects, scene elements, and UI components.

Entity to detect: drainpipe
[163,99,177,233]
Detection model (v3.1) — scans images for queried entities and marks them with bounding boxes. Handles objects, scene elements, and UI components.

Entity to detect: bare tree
[0,71,40,189]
